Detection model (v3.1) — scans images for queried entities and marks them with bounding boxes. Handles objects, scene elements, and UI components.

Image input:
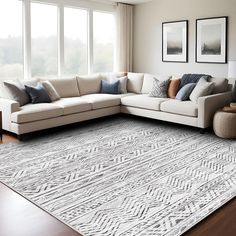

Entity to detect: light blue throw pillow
[176,83,196,101]
[100,80,120,94]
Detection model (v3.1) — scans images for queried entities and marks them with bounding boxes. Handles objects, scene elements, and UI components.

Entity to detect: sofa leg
[200,128,206,134]
[17,134,24,141]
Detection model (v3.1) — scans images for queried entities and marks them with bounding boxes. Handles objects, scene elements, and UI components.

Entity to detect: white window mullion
[58,4,64,77]
[23,0,31,79]
[88,9,93,74]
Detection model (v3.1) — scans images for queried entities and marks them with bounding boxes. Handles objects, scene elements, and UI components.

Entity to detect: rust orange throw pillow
[168,79,181,98]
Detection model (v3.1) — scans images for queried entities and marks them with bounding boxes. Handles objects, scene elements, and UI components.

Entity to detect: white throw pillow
[113,76,128,94]
[190,77,214,103]
[127,72,144,94]
[41,81,60,101]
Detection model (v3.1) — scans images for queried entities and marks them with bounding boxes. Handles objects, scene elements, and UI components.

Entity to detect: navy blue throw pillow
[100,80,120,94]
[176,83,196,101]
[179,74,211,90]
[25,84,52,104]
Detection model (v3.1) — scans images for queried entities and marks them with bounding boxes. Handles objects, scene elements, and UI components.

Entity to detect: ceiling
[94,0,153,5]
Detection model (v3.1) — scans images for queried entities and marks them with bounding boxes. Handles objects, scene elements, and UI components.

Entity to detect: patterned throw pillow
[167,79,181,98]
[149,77,170,98]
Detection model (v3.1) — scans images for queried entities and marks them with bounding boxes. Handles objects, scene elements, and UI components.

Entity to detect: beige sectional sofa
[0,72,233,136]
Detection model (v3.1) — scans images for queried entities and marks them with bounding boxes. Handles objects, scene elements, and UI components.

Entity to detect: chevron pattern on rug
[0,117,235,236]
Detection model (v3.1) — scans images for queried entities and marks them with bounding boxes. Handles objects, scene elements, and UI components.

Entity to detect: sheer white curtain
[115,3,133,72]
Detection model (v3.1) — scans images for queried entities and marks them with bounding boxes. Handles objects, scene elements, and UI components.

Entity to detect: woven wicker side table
[213,109,236,138]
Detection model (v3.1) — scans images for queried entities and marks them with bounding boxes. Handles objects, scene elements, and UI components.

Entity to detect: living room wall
[133,0,236,77]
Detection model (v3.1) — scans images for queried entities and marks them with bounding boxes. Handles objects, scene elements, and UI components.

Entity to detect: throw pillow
[189,77,215,103]
[179,74,211,90]
[149,78,170,98]
[41,81,60,101]
[100,80,120,94]
[208,78,228,94]
[25,84,52,104]
[4,80,30,106]
[176,83,196,101]
[113,76,128,94]
[168,79,181,98]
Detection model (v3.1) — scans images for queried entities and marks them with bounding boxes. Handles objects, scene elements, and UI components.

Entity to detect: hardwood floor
[0,133,235,236]
[0,182,81,236]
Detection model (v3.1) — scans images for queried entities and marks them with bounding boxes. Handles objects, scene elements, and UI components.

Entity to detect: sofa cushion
[52,98,92,115]
[121,94,169,111]
[11,103,63,123]
[100,72,127,81]
[127,72,144,93]
[142,74,170,94]
[80,94,121,109]
[208,77,229,94]
[161,100,198,117]
[77,74,102,95]
[47,78,80,98]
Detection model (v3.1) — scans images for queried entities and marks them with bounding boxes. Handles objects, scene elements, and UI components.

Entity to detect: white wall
[133,0,236,77]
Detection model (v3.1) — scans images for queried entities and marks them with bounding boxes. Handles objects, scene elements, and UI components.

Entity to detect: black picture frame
[162,20,188,63]
[196,16,228,64]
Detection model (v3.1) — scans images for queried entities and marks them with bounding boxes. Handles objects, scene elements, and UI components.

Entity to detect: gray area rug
[0,117,236,236]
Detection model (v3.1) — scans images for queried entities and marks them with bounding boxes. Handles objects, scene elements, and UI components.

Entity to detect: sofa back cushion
[141,74,170,94]
[127,72,144,94]
[100,72,127,81]
[77,74,102,95]
[46,78,80,98]
[208,77,229,94]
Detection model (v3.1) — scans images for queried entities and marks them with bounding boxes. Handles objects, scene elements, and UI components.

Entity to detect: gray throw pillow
[149,77,170,98]
[41,81,60,101]
[4,80,30,106]
[25,84,52,104]
[176,83,196,101]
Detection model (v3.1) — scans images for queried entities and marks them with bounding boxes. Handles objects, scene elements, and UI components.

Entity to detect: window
[0,0,23,80]
[93,11,115,72]
[31,2,58,77]
[64,7,88,76]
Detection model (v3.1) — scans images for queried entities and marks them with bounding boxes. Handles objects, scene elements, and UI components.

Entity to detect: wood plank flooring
[1,132,235,236]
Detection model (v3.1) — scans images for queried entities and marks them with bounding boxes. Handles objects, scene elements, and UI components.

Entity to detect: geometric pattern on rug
[0,117,236,236]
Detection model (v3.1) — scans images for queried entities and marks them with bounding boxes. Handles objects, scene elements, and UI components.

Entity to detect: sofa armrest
[0,98,20,131]
[198,91,233,128]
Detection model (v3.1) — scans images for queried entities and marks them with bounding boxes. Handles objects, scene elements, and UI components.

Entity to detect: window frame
[21,0,115,79]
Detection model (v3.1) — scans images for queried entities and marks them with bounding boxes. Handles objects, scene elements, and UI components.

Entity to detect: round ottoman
[213,110,236,138]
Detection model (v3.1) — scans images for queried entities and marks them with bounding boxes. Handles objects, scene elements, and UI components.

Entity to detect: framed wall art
[162,20,188,63]
[196,16,228,63]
